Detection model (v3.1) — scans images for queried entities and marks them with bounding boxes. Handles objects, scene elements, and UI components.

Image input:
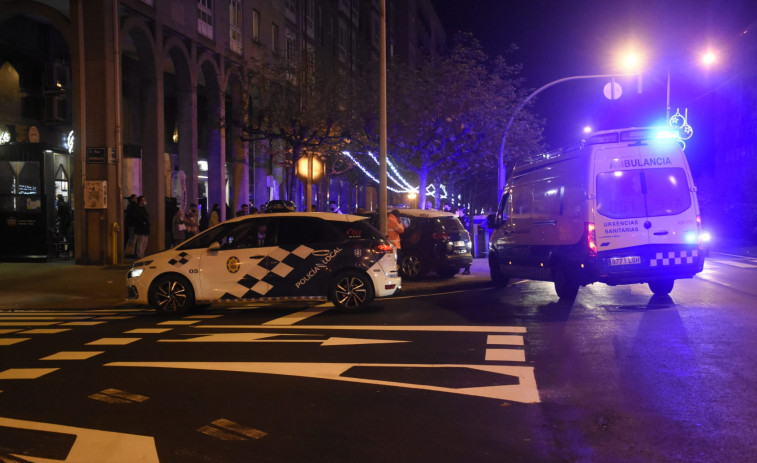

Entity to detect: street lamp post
[497,72,639,195]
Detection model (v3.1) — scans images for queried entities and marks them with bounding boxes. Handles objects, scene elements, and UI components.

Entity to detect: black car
[364,209,473,279]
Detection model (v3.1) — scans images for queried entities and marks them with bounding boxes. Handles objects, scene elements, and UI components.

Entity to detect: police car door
[267,216,344,297]
[198,217,275,302]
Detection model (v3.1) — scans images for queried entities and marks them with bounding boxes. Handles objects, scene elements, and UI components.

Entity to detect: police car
[126,212,401,313]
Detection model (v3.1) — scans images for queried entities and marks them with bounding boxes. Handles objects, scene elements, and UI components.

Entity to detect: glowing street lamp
[701,49,717,67]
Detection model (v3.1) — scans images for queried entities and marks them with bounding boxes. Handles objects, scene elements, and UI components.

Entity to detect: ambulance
[488,127,706,300]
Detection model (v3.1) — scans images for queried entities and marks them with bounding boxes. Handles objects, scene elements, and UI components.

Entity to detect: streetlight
[497,69,640,195]
[666,47,718,119]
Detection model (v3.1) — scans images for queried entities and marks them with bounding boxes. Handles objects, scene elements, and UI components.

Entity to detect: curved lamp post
[497,72,640,195]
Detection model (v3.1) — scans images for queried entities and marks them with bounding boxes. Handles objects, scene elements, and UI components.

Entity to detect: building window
[286,28,296,63]
[272,23,280,54]
[285,0,296,23]
[230,0,242,54]
[252,9,260,42]
[197,0,213,39]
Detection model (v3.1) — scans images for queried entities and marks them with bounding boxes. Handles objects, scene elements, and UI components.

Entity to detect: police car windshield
[596,167,691,219]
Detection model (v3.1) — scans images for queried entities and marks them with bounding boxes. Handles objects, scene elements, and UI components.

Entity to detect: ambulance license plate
[609,256,641,266]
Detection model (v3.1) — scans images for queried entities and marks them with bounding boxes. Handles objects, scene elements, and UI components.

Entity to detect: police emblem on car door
[198,217,274,301]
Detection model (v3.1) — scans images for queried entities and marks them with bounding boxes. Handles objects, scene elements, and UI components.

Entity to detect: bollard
[111,222,121,265]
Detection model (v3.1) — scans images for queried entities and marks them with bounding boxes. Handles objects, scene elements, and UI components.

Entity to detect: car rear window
[596,167,691,219]
[435,217,466,232]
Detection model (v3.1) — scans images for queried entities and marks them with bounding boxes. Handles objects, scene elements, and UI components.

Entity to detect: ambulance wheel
[648,279,675,295]
[330,271,374,311]
[149,274,195,315]
[489,254,510,287]
[400,252,426,280]
[553,268,579,301]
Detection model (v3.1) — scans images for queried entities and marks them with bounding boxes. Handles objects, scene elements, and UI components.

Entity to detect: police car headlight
[128,268,144,279]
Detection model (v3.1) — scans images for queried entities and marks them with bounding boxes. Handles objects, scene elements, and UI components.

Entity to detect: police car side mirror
[208,242,221,252]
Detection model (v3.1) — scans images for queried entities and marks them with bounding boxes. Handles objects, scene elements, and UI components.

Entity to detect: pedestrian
[249,206,258,215]
[424,200,433,210]
[56,194,71,235]
[184,203,199,238]
[133,195,150,258]
[329,201,342,214]
[208,204,221,227]
[172,206,186,246]
[443,203,452,213]
[236,203,249,217]
[387,209,405,260]
[310,204,317,212]
[124,194,138,258]
[457,206,472,275]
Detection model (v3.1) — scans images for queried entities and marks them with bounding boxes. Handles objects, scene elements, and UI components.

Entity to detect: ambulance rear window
[596,167,691,219]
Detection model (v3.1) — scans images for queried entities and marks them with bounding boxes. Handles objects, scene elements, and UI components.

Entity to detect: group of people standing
[124,194,150,259]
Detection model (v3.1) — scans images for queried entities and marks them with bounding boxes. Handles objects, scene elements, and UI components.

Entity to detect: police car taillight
[374,243,394,253]
[587,222,598,257]
[432,232,450,241]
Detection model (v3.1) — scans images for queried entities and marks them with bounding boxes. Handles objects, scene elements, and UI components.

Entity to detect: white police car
[126,212,401,313]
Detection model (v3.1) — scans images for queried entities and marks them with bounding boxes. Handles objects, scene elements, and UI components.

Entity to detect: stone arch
[0,1,73,50]
[225,66,249,212]
[163,37,196,214]
[197,53,224,220]
[120,16,164,254]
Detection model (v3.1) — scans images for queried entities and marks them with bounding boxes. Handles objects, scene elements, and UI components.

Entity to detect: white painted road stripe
[125,328,172,334]
[263,307,331,325]
[0,338,29,346]
[197,425,247,441]
[485,348,526,362]
[0,416,159,462]
[159,333,408,346]
[98,388,149,403]
[0,329,20,334]
[185,314,224,319]
[86,338,140,346]
[211,418,267,440]
[708,259,757,269]
[19,329,70,334]
[194,325,527,333]
[0,322,60,326]
[107,362,540,403]
[157,320,200,326]
[61,321,108,326]
[0,368,58,379]
[486,335,524,346]
[41,351,104,360]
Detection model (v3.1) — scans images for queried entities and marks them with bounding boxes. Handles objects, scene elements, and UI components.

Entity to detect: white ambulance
[488,127,706,300]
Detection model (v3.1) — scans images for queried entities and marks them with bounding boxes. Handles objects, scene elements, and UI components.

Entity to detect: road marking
[486,335,524,346]
[0,416,159,462]
[263,307,330,325]
[97,316,136,320]
[0,322,60,326]
[0,316,90,320]
[708,259,757,269]
[86,338,140,346]
[125,328,172,334]
[198,418,267,441]
[19,328,71,334]
[41,351,104,360]
[157,320,200,326]
[0,338,29,346]
[89,388,149,404]
[184,314,224,319]
[0,368,58,379]
[485,349,526,362]
[62,321,108,326]
[159,332,408,346]
[107,362,540,403]
[0,329,20,334]
[194,324,528,333]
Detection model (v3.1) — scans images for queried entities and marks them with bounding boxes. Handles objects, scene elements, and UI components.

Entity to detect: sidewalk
[0,258,492,310]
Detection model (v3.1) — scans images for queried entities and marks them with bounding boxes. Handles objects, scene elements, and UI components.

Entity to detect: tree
[369,33,543,210]
[242,51,361,203]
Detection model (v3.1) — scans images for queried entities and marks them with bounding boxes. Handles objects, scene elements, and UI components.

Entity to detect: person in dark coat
[124,194,138,258]
[56,194,71,235]
[133,196,150,258]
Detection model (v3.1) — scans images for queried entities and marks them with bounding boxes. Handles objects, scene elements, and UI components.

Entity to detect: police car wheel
[400,252,425,280]
[648,279,675,295]
[149,274,195,315]
[330,271,374,311]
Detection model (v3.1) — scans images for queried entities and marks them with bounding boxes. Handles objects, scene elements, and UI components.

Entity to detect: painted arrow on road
[159,332,409,346]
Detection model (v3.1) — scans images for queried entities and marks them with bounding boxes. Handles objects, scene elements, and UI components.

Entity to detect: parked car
[126,212,401,314]
[264,200,296,213]
[362,209,473,279]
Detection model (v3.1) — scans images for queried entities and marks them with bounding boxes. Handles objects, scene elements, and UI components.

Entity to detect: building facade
[0,0,445,264]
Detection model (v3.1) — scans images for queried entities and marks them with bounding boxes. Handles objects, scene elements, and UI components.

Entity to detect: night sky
[432,0,757,150]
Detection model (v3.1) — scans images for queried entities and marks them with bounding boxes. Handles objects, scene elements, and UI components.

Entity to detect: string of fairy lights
[342,151,448,199]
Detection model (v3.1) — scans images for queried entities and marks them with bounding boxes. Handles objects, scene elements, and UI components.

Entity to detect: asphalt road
[1,253,756,462]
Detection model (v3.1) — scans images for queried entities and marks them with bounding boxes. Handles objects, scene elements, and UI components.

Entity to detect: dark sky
[432,0,757,149]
